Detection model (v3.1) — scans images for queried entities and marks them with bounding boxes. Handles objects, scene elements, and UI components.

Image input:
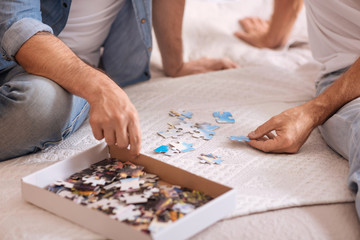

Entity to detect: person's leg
[316,66,360,217]
[0,66,89,161]
[101,0,152,87]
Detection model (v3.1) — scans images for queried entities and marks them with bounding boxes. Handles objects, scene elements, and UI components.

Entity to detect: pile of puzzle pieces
[154,110,248,165]
[47,158,212,234]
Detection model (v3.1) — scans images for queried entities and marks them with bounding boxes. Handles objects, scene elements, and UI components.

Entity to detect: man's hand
[153,0,238,78]
[247,104,315,153]
[171,57,238,77]
[235,17,273,49]
[88,80,141,157]
[235,0,303,49]
[16,33,142,157]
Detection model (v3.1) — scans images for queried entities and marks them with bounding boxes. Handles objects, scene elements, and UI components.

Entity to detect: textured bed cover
[1,0,360,239]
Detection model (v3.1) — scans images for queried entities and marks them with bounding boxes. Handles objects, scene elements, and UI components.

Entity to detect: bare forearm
[152,0,185,77]
[266,0,303,48]
[306,58,360,126]
[15,32,116,105]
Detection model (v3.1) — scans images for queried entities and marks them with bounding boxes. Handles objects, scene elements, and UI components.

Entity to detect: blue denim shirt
[0,0,152,72]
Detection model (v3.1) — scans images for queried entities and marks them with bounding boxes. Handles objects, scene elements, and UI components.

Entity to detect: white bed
[1,0,360,239]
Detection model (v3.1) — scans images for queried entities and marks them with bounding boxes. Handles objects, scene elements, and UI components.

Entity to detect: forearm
[152,0,185,77]
[15,32,116,105]
[306,58,360,126]
[266,0,303,48]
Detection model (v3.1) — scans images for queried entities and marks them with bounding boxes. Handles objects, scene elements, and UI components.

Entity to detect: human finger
[266,132,276,139]
[103,128,116,146]
[234,30,247,41]
[248,117,279,140]
[91,125,104,140]
[239,18,254,32]
[128,119,142,157]
[221,58,238,69]
[247,137,283,153]
[115,122,129,149]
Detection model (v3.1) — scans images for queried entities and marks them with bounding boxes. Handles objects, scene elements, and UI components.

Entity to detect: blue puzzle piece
[180,111,193,119]
[229,136,250,142]
[154,145,170,153]
[192,128,215,140]
[213,112,235,123]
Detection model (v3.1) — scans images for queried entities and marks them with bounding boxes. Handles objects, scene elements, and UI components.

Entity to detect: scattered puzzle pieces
[199,153,224,165]
[229,136,250,142]
[213,112,235,123]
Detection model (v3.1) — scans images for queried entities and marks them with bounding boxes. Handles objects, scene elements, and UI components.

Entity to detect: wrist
[303,99,332,127]
[163,61,184,77]
[80,69,117,105]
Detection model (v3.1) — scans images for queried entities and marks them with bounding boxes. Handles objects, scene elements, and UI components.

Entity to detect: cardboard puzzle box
[21,143,236,240]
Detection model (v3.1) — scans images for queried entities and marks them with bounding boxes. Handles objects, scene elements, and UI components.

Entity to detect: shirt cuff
[1,18,53,61]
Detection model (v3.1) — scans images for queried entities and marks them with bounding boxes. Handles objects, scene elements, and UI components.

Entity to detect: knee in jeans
[29,77,72,130]
[3,76,72,135]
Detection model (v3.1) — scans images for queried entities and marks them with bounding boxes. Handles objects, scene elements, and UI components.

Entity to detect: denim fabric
[0,65,89,161]
[316,66,360,218]
[0,0,152,160]
[102,0,152,87]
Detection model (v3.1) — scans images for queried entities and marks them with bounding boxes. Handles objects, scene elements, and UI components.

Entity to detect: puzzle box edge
[21,142,236,240]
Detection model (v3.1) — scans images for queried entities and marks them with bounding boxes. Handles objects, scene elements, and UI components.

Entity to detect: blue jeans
[316,66,360,218]
[0,0,150,161]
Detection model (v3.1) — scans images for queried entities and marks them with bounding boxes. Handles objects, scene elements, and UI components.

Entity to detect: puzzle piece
[196,122,220,131]
[141,173,159,183]
[154,145,170,153]
[172,202,195,214]
[213,112,235,123]
[192,128,215,140]
[148,217,172,234]
[111,205,141,221]
[169,110,193,120]
[58,190,76,199]
[157,128,183,138]
[199,153,224,165]
[82,176,106,186]
[119,193,148,204]
[169,141,195,153]
[173,120,196,132]
[154,145,178,156]
[229,136,250,142]
[87,198,123,211]
[120,177,144,192]
[103,181,122,190]
[54,180,74,189]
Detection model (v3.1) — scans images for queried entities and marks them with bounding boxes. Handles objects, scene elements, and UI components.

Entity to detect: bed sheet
[1,0,359,239]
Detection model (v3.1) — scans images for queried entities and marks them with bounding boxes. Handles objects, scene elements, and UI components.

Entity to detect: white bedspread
[0,0,356,239]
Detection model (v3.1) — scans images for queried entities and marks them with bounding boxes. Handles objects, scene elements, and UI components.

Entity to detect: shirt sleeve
[0,0,53,61]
